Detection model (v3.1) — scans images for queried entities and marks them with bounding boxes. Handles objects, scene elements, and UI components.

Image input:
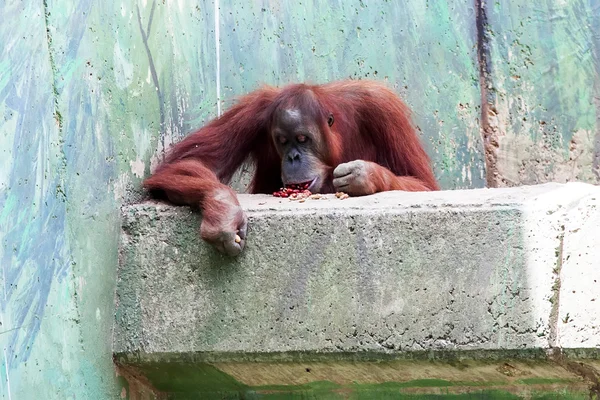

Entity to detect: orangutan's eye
[297,135,307,143]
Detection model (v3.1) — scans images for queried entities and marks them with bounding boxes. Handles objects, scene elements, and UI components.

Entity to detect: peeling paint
[129,159,145,179]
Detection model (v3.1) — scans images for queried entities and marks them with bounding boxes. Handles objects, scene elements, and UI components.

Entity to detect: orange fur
[144,80,438,209]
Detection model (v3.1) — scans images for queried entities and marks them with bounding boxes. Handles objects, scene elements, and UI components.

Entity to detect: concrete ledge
[114,183,600,398]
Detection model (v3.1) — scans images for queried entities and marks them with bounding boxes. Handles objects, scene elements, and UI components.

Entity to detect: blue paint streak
[0,0,93,370]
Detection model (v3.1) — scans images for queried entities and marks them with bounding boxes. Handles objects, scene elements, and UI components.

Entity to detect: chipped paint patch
[129,159,145,178]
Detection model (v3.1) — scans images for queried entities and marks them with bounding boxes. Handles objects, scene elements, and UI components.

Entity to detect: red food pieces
[273,182,311,199]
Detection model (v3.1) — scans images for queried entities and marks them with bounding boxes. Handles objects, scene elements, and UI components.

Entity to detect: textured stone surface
[115,183,600,361]
[558,195,600,349]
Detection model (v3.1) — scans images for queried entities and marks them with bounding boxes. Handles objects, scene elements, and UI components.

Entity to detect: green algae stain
[516,378,578,386]
[129,362,250,394]
[123,362,589,400]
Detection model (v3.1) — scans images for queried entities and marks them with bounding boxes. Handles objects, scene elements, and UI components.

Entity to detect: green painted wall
[0,0,598,399]
[483,0,600,186]
[216,0,486,190]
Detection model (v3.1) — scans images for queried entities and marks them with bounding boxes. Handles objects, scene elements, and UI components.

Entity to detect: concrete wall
[0,0,598,399]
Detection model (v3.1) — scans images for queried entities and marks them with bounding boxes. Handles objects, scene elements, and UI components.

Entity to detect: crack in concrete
[136,0,166,159]
[42,0,68,202]
[546,225,600,399]
[42,0,61,131]
[475,0,501,188]
[548,226,565,349]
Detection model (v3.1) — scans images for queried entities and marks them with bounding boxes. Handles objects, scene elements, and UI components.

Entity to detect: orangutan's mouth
[285,181,311,190]
[285,177,318,191]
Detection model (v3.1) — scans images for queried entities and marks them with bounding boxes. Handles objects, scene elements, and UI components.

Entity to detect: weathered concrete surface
[480,1,600,187]
[558,195,600,349]
[115,183,600,398]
